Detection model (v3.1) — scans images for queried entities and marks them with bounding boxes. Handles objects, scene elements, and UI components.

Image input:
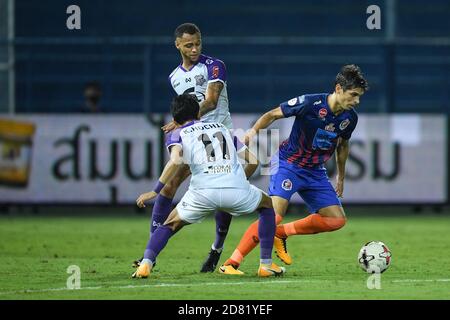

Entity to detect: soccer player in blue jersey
[133,23,234,272]
[220,65,369,274]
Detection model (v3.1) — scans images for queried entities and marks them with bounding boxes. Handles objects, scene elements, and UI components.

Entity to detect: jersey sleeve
[280,95,308,118]
[165,128,183,153]
[168,76,177,94]
[168,67,180,94]
[206,59,227,84]
[341,113,358,140]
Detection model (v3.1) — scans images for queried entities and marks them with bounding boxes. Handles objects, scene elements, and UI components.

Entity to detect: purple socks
[150,194,173,234]
[144,225,174,263]
[213,211,232,250]
[150,195,231,251]
[257,207,276,260]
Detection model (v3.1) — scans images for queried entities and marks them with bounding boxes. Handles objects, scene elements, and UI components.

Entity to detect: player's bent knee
[271,196,289,218]
[334,216,347,230]
[164,219,186,232]
[163,209,187,232]
[257,193,273,209]
[323,216,347,231]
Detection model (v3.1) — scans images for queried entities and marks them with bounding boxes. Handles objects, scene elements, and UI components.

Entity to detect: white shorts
[176,184,263,224]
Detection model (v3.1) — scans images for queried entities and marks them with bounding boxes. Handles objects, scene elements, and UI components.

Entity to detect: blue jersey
[278,93,358,169]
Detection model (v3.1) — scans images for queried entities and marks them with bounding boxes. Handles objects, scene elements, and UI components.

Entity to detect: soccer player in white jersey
[133,23,234,272]
[132,94,285,278]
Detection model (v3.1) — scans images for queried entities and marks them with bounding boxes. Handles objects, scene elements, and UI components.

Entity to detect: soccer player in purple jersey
[132,94,285,278]
[133,23,234,273]
[220,65,369,274]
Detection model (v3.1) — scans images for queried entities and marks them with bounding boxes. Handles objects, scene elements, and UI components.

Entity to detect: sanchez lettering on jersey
[277,93,358,169]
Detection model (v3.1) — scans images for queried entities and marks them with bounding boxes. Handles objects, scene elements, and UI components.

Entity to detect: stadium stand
[10,0,450,114]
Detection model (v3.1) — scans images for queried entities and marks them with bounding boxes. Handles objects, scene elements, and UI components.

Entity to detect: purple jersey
[168,54,231,126]
[278,93,358,169]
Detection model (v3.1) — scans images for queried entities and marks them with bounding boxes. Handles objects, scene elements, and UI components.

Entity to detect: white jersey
[168,54,232,127]
[166,121,248,190]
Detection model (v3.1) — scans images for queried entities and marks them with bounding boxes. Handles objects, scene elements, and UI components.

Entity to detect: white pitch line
[0,279,313,296]
[1,278,449,296]
[392,279,450,283]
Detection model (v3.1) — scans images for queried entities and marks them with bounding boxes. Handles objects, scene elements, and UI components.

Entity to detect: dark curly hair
[174,23,201,39]
[170,93,199,124]
[335,64,369,91]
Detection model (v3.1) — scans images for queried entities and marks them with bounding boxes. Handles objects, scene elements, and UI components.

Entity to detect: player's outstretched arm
[136,145,184,208]
[237,147,259,179]
[198,81,224,118]
[244,107,284,145]
[161,145,184,181]
[335,138,350,198]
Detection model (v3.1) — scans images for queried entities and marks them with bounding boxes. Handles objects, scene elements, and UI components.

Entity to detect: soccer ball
[358,241,392,274]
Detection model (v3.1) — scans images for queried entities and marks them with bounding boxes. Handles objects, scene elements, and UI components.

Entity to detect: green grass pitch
[0,209,449,300]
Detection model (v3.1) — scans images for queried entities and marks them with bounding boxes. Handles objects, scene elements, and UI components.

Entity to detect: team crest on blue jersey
[282,179,293,191]
[288,98,298,106]
[195,74,206,86]
[325,123,335,132]
[319,108,328,119]
[339,119,350,130]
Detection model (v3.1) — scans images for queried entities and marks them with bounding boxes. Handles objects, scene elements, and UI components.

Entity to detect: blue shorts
[268,160,341,213]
